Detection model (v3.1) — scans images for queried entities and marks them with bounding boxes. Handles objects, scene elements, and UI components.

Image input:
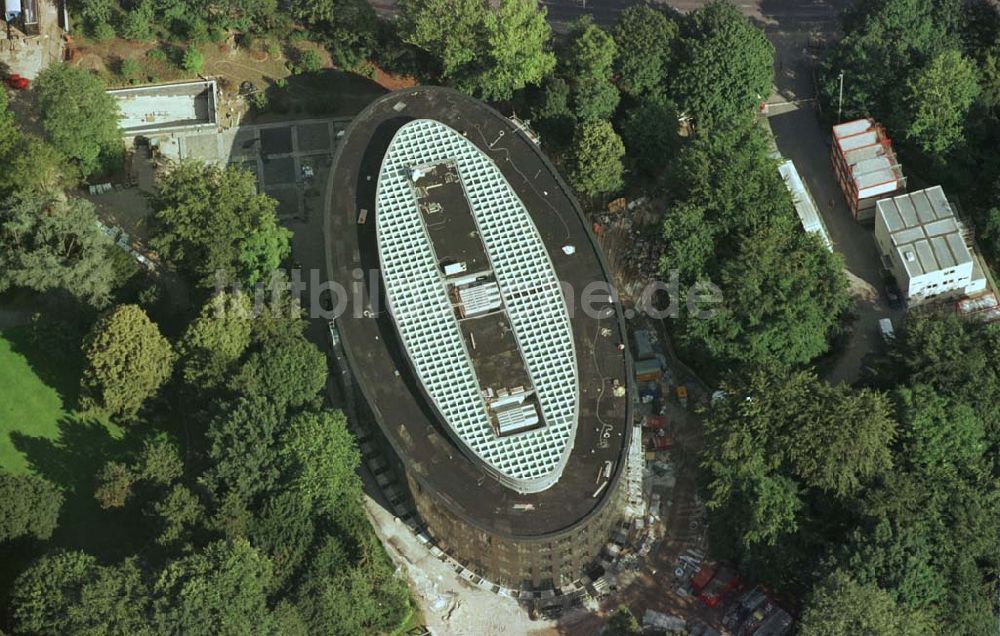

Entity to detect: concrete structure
[874,186,985,306]
[327,87,632,589]
[831,118,905,221]
[779,159,832,250]
[107,80,218,136]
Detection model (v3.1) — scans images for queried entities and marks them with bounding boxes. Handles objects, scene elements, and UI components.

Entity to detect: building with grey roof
[874,186,984,306]
[107,80,217,136]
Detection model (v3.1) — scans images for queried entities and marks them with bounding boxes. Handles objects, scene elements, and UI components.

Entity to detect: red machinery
[5,73,29,90]
[698,566,741,608]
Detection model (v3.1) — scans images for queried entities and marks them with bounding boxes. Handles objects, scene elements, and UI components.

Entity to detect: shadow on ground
[254,68,387,122]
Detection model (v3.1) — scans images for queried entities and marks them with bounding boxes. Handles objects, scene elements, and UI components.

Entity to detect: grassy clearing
[0,326,120,474]
[0,326,145,606]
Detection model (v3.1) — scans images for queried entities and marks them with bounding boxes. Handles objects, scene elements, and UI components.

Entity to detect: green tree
[703,371,896,547]
[622,97,679,175]
[672,1,773,127]
[903,48,979,154]
[281,410,362,514]
[298,48,324,73]
[95,461,136,509]
[206,396,287,501]
[295,534,411,635]
[0,90,67,198]
[152,539,275,636]
[894,384,985,477]
[821,0,962,123]
[182,47,205,74]
[152,484,205,546]
[686,223,850,370]
[233,334,327,411]
[568,120,624,197]
[81,304,175,418]
[401,0,554,100]
[604,604,640,635]
[34,65,121,177]
[0,473,63,542]
[565,16,619,121]
[0,191,116,306]
[9,552,152,635]
[613,6,677,96]
[800,571,935,636]
[118,0,154,41]
[248,489,315,586]
[151,162,291,288]
[660,122,849,371]
[119,57,143,81]
[177,292,254,389]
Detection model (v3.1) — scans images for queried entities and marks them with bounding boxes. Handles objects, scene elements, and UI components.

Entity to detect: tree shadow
[10,416,148,560]
[3,322,86,411]
[257,68,387,121]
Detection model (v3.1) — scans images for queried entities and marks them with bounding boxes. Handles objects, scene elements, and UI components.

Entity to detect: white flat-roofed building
[875,186,984,306]
[107,80,218,135]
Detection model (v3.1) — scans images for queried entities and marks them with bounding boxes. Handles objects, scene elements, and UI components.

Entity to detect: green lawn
[0,326,145,606]
[0,327,119,474]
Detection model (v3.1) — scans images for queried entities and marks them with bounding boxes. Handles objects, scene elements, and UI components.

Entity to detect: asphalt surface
[762,5,906,384]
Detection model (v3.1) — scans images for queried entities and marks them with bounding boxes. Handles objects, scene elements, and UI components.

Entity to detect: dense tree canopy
[704,370,896,548]
[177,292,254,389]
[613,6,678,97]
[0,191,117,307]
[0,90,67,198]
[152,539,274,635]
[563,17,619,122]
[401,0,554,100]
[903,48,980,154]
[81,304,175,417]
[151,163,291,288]
[34,65,121,178]
[660,122,849,372]
[622,97,680,176]
[672,1,773,127]
[799,571,935,636]
[569,120,625,197]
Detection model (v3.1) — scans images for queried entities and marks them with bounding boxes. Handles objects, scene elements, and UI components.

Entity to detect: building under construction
[326,87,633,590]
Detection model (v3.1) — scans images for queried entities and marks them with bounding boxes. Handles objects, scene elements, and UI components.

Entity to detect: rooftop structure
[779,159,832,250]
[107,80,217,135]
[376,122,577,493]
[327,87,631,588]
[875,186,984,306]
[831,118,905,221]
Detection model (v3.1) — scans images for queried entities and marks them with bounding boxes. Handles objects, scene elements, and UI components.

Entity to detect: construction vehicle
[676,384,689,407]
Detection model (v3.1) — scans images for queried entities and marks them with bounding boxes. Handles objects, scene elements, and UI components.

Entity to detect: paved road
[762,12,905,384]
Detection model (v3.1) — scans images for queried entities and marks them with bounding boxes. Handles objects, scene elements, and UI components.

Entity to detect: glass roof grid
[375,119,579,491]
